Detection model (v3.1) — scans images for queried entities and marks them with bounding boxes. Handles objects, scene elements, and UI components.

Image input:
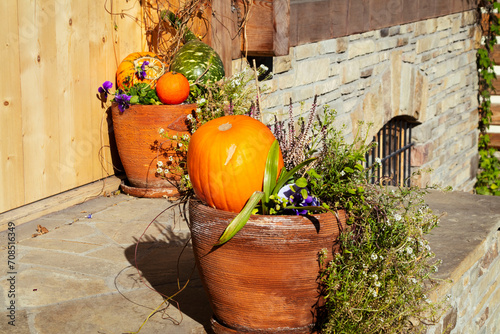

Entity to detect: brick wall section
[426,232,500,334]
[233,10,480,191]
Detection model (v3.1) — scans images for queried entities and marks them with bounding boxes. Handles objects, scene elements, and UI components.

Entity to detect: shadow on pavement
[123,223,213,333]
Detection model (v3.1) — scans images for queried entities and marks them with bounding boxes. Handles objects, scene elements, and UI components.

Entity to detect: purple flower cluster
[98,81,113,98]
[137,61,149,80]
[114,93,131,112]
[277,184,320,215]
[97,81,131,112]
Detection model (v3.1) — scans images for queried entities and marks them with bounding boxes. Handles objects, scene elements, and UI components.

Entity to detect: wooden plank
[488,132,500,149]
[0,0,25,212]
[491,104,500,125]
[273,0,290,56]
[18,0,62,204]
[370,0,403,31]
[211,0,235,75]
[291,0,332,46]
[0,176,122,231]
[55,1,94,191]
[240,0,274,56]
[88,0,118,181]
[490,44,500,65]
[491,76,500,92]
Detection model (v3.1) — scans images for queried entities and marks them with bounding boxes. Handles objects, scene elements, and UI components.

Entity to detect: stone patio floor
[1,190,499,333]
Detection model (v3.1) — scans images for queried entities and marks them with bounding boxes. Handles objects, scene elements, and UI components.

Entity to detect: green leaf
[307,168,321,179]
[129,95,139,104]
[215,191,264,246]
[273,157,317,195]
[344,166,354,173]
[295,177,308,188]
[262,140,280,214]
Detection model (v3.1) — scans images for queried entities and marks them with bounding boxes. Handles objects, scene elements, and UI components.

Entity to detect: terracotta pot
[111,103,196,197]
[188,199,347,333]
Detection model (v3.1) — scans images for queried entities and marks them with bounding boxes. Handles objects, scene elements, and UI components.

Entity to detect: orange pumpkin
[187,115,284,213]
[116,52,166,90]
[156,72,190,105]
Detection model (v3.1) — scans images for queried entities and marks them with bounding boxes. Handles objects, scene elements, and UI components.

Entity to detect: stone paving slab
[0,193,212,334]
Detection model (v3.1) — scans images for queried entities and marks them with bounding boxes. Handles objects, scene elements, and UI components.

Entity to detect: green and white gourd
[165,10,225,85]
[170,41,225,85]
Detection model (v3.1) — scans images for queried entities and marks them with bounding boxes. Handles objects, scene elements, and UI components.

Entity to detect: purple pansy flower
[137,61,149,79]
[277,184,320,215]
[114,93,132,112]
[98,81,113,98]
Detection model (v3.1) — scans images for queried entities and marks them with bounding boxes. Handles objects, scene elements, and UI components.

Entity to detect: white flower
[169,156,174,162]
[369,288,378,298]
[172,135,178,140]
[157,161,164,167]
[182,134,189,140]
[394,213,402,222]
[371,253,378,261]
[371,274,378,280]
[410,278,417,284]
[374,281,381,287]
[187,114,194,120]
[406,246,413,255]
[375,157,382,164]
[197,98,206,104]
[259,64,268,72]
[185,174,189,180]
[156,168,163,173]
[164,169,170,174]
[178,143,183,147]
[340,170,346,177]
[196,108,201,113]
[158,128,165,134]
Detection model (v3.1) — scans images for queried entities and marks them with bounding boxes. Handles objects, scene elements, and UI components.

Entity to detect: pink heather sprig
[270,95,321,170]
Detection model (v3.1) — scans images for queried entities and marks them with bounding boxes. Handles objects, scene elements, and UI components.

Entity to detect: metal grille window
[365,117,417,187]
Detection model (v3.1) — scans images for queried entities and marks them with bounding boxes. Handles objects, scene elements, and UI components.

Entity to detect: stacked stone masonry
[233,10,480,192]
[426,230,500,334]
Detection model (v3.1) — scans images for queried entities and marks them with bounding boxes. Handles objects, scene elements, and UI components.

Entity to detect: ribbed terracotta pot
[111,103,196,197]
[188,199,347,333]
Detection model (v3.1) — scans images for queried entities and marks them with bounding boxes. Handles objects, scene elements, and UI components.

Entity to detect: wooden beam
[210,0,236,76]
[491,104,500,125]
[273,0,290,56]
[238,0,290,57]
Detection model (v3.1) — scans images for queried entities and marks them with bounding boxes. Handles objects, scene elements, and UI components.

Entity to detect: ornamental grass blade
[215,191,264,246]
[262,140,280,214]
[273,157,317,195]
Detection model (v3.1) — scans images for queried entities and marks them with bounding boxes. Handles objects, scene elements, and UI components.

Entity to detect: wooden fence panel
[0,0,144,213]
[0,0,25,212]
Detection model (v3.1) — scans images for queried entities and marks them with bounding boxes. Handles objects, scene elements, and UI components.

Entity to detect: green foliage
[298,107,446,333]
[476,147,500,195]
[188,64,270,131]
[476,1,500,195]
[126,83,162,105]
[319,183,444,333]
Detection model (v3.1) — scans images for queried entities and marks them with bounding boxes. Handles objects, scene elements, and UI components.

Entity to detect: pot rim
[188,197,346,221]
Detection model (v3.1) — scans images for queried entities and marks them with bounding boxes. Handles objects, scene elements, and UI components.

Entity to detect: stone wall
[234,10,481,192]
[425,191,500,334]
[430,234,500,333]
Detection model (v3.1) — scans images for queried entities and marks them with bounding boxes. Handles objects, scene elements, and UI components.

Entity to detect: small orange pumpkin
[156,72,190,105]
[116,52,166,90]
[187,115,284,213]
